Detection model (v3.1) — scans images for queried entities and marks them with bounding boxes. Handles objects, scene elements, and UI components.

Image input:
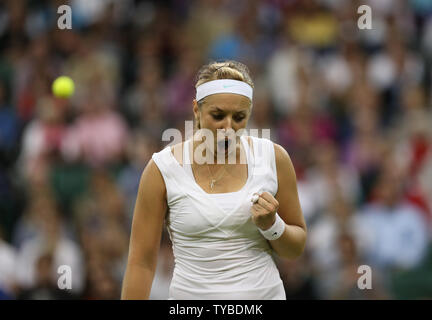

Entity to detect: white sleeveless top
[151,136,286,300]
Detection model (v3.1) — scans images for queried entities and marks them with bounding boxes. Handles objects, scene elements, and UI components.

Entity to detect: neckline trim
[182,135,253,195]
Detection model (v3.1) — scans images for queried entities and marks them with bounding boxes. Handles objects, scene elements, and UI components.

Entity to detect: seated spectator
[61,87,129,168]
[17,95,69,184]
[17,251,76,300]
[15,199,85,296]
[330,232,388,299]
[307,194,377,298]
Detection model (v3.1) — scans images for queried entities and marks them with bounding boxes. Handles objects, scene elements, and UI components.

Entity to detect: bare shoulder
[272,143,297,180]
[273,143,290,162]
[141,158,166,194]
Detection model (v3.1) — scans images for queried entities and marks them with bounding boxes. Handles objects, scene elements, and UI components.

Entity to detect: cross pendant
[210,180,216,189]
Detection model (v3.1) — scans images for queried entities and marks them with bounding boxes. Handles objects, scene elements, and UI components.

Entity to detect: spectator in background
[276,253,318,300]
[12,183,54,249]
[344,99,386,202]
[63,30,120,109]
[302,140,360,225]
[13,35,56,123]
[330,232,388,299]
[0,80,20,234]
[73,169,129,297]
[164,48,201,126]
[74,169,128,231]
[354,159,429,277]
[82,255,120,300]
[184,0,235,56]
[17,251,75,300]
[286,0,339,50]
[208,2,263,73]
[124,61,166,132]
[393,85,432,226]
[367,36,424,127]
[267,43,305,117]
[306,193,386,298]
[417,149,432,228]
[17,95,69,184]
[0,226,17,299]
[14,190,85,296]
[117,130,159,224]
[0,81,19,163]
[61,86,129,168]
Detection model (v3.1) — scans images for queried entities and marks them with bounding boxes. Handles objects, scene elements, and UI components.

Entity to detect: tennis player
[121,61,307,300]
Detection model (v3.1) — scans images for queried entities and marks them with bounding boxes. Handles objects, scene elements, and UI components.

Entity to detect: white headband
[196,79,253,102]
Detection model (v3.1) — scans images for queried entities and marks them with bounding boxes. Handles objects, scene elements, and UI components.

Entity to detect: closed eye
[233,115,246,122]
[212,114,225,120]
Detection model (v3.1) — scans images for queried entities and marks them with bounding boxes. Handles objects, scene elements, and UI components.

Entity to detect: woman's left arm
[250,143,307,259]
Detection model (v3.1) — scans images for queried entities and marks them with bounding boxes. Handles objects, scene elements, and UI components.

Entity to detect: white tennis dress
[151,135,286,300]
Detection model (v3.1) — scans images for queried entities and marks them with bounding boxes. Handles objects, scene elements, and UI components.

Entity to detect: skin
[121,92,307,300]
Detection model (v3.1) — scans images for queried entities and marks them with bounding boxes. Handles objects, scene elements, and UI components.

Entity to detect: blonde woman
[121,61,306,300]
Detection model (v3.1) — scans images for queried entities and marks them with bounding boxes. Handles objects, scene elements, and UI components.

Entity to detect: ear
[193,99,199,118]
[193,99,201,129]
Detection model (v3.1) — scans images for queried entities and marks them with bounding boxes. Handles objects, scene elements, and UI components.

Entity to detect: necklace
[206,164,227,189]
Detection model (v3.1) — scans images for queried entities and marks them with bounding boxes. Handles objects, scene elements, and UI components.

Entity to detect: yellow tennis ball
[52,76,75,98]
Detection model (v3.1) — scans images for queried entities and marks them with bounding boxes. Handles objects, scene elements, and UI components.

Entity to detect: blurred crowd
[0,0,432,300]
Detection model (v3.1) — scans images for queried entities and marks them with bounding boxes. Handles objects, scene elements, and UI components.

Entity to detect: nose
[221,116,233,131]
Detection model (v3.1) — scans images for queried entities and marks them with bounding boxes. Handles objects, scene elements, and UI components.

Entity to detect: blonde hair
[195,60,254,92]
[194,60,254,129]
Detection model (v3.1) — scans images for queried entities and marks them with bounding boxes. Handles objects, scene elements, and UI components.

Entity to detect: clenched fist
[250,191,279,230]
